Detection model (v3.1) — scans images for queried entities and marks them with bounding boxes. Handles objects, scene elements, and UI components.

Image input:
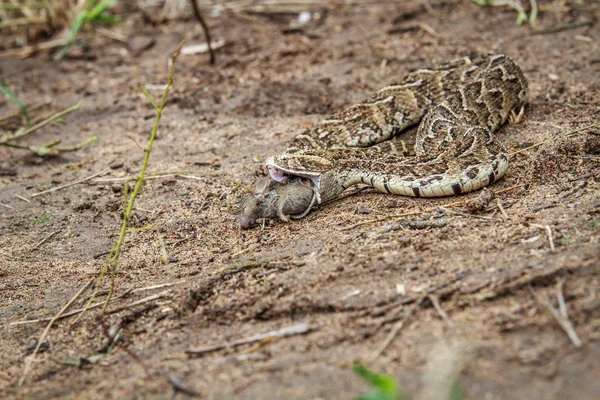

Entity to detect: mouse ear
[253,176,272,193]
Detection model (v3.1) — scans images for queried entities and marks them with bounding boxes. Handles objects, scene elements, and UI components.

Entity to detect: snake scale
[239,54,528,228]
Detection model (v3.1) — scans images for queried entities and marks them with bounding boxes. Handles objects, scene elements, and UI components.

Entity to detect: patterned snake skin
[239,54,528,228]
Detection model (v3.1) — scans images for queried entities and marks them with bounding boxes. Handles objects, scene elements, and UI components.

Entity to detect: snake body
[240,54,528,226]
[266,54,527,203]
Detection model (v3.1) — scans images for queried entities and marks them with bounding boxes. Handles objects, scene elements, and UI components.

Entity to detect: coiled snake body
[240,54,528,228]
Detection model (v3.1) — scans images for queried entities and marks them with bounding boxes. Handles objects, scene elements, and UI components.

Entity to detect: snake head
[265,150,334,194]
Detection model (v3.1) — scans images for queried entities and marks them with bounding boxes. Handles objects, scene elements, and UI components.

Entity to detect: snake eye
[281,154,288,160]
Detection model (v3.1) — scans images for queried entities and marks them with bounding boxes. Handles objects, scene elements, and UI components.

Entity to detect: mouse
[238,176,317,229]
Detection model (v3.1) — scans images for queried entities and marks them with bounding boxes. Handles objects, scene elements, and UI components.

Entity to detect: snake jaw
[266,164,289,182]
[266,164,323,204]
[266,155,323,183]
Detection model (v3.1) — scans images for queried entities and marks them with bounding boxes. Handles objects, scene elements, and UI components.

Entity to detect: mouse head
[238,177,278,229]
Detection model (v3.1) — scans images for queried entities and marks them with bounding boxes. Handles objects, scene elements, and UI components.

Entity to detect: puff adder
[242,54,528,226]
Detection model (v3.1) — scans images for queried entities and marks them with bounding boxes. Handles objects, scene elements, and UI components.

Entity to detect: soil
[1,1,600,399]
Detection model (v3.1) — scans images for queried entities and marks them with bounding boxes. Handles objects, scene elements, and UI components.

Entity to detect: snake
[239,54,528,228]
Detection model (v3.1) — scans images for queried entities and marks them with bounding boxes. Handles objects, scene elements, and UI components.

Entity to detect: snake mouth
[266,165,289,183]
[267,165,321,192]
[266,162,321,182]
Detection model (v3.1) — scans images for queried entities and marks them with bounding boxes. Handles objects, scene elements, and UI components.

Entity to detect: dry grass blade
[190,0,216,64]
[428,294,452,326]
[0,83,30,126]
[556,278,568,319]
[368,305,416,363]
[30,168,111,198]
[0,101,83,144]
[31,230,61,250]
[530,20,594,35]
[18,278,94,386]
[90,171,254,193]
[215,258,275,274]
[0,38,68,58]
[10,281,185,327]
[106,290,171,314]
[0,99,52,124]
[496,198,509,220]
[14,194,31,203]
[529,284,582,347]
[186,323,311,355]
[509,121,600,157]
[469,0,530,25]
[531,223,555,252]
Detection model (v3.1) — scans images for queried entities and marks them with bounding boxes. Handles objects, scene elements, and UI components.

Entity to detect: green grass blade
[88,0,117,20]
[449,379,463,400]
[515,8,528,25]
[140,88,159,111]
[354,363,400,400]
[90,14,121,24]
[0,83,30,127]
[55,0,119,61]
[65,11,88,47]
[54,10,88,61]
[528,0,538,24]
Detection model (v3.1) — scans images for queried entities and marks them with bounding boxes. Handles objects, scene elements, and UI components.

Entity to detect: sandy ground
[1,1,599,399]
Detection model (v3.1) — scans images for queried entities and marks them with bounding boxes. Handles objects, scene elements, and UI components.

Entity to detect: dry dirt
[1,1,600,399]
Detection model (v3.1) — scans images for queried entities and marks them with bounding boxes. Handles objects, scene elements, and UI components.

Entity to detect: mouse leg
[276,202,291,223]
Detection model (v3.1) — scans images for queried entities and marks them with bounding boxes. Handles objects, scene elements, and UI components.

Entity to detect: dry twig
[560,180,587,199]
[107,290,171,314]
[368,305,416,362]
[380,218,448,232]
[216,258,275,274]
[10,281,185,326]
[496,198,509,220]
[91,171,254,193]
[529,282,582,347]
[30,168,111,198]
[131,280,186,293]
[18,278,94,386]
[428,294,452,326]
[0,101,83,145]
[167,374,202,397]
[0,99,52,124]
[190,0,216,64]
[186,323,311,355]
[31,230,61,250]
[14,194,31,203]
[530,20,594,35]
[531,223,555,252]
[509,121,599,157]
